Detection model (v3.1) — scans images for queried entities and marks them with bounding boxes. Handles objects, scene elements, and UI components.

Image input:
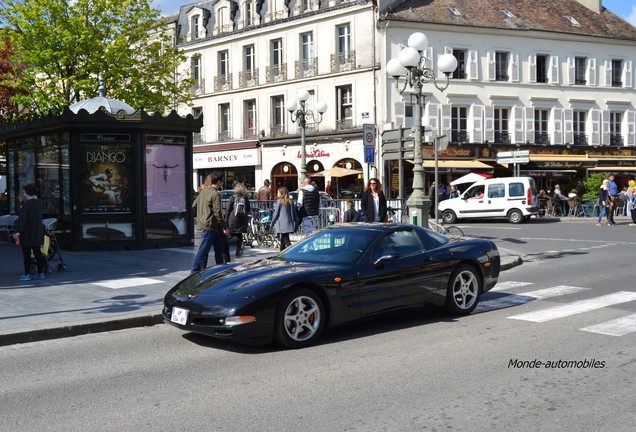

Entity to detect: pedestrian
[361,178,388,223]
[596,179,611,226]
[297,177,320,235]
[343,200,359,222]
[191,171,229,274]
[13,183,47,281]
[257,179,272,202]
[225,182,251,257]
[270,186,298,251]
[326,180,334,198]
[628,185,636,226]
[608,174,618,225]
[449,185,460,199]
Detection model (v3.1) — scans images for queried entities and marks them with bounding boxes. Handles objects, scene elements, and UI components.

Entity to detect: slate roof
[382,0,636,41]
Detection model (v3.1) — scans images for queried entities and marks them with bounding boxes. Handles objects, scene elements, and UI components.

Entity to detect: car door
[482,181,508,217]
[454,183,491,218]
[357,229,445,318]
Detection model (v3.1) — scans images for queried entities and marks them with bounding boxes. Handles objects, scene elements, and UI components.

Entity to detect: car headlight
[223,316,257,326]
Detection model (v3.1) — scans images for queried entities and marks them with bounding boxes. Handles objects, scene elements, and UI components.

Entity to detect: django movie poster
[81,142,133,213]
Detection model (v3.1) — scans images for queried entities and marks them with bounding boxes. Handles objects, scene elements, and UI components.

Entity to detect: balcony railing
[494,132,510,144]
[610,134,624,146]
[190,78,205,95]
[193,133,203,144]
[266,64,287,83]
[218,131,231,141]
[239,69,259,88]
[270,125,286,137]
[214,73,232,92]
[573,134,588,145]
[452,130,469,143]
[336,119,354,130]
[330,51,356,73]
[534,132,550,145]
[215,24,231,35]
[243,128,258,139]
[295,58,317,79]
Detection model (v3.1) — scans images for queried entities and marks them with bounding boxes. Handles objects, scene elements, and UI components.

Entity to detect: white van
[438,177,538,224]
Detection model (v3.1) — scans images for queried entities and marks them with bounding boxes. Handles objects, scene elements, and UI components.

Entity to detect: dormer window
[564,16,581,27]
[449,7,461,16]
[501,10,516,19]
[191,15,200,39]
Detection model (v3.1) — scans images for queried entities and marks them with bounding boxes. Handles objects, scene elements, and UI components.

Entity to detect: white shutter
[484,105,494,142]
[564,109,574,144]
[468,50,478,80]
[567,57,575,85]
[624,60,633,88]
[511,53,520,82]
[602,110,610,145]
[553,108,563,145]
[588,58,597,86]
[605,60,612,87]
[487,51,496,81]
[426,103,440,140]
[472,105,483,143]
[549,55,560,84]
[591,109,600,146]
[514,106,524,143]
[525,107,535,143]
[441,104,451,135]
[394,101,405,127]
[628,111,635,146]
[529,54,537,83]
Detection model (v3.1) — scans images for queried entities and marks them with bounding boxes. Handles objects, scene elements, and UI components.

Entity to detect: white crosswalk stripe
[489,281,534,291]
[580,314,636,336]
[508,291,636,323]
[478,285,588,313]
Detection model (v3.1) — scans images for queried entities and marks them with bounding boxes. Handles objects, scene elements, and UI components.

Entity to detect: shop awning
[421,160,493,169]
[588,166,636,172]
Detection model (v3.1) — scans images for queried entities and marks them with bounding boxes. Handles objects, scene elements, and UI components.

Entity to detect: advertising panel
[145,143,187,214]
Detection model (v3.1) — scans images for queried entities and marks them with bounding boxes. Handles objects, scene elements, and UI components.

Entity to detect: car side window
[488,183,505,198]
[371,230,423,260]
[509,182,524,197]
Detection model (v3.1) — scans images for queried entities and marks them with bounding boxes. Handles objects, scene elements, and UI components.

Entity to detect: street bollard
[328,214,335,225]
[411,211,417,226]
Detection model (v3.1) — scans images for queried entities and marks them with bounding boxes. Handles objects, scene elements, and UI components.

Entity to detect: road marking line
[490,281,534,291]
[580,314,636,336]
[93,277,164,289]
[478,285,588,313]
[508,291,636,323]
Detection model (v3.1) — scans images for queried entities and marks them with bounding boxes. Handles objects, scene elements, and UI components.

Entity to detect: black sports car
[164,223,500,348]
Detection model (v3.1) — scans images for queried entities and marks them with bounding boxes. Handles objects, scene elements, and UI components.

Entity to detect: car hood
[169,258,346,299]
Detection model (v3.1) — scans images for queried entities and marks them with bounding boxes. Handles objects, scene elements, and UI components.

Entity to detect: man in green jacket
[191,171,229,273]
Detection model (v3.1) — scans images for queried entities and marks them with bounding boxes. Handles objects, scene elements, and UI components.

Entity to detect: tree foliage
[0,0,193,117]
[0,35,28,123]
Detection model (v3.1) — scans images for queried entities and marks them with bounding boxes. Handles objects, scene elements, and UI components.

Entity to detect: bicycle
[428,220,465,239]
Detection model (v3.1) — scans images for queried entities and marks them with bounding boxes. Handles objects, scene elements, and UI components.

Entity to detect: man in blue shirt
[608,174,618,226]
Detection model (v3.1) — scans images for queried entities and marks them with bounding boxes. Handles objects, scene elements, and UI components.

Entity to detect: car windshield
[278,229,373,264]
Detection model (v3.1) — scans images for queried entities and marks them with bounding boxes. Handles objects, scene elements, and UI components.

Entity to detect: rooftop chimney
[577,0,602,14]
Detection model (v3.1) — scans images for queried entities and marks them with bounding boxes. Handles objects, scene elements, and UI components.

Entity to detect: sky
[152,0,636,25]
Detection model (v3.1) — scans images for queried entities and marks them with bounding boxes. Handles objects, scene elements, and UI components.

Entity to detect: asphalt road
[1,218,634,431]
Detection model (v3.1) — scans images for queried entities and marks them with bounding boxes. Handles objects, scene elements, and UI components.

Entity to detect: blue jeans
[597,206,610,223]
[303,216,317,236]
[191,228,223,274]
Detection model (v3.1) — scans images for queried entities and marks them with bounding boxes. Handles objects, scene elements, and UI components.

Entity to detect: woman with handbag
[13,183,47,281]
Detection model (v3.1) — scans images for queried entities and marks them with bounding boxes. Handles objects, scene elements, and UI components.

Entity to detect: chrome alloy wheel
[451,269,479,311]
[283,295,322,342]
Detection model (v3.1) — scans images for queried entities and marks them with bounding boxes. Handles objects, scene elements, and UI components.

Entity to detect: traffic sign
[497,150,530,158]
[363,124,375,147]
[497,157,530,164]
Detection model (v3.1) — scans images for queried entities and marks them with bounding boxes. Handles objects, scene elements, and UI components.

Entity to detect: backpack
[234,195,246,217]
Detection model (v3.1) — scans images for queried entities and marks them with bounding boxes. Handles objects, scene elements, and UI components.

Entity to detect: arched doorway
[307,160,325,191]
[333,158,364,198]
[272,162,298,195]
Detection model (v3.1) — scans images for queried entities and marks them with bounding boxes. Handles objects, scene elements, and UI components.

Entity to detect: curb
[0,313,164,347]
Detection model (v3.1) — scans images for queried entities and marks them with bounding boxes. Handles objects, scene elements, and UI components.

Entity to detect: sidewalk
[0,238,521,347]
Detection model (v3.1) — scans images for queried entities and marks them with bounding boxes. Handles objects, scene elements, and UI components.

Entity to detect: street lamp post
[386,32,457,227]
[286,90,327,184]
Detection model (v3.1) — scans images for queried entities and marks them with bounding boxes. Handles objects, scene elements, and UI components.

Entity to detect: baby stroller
[32,218,67,274]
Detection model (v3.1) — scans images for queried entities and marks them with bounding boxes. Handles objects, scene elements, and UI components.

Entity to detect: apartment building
[170,0,636,198]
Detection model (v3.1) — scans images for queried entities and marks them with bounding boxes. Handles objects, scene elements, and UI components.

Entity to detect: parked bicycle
[428,220,465,239]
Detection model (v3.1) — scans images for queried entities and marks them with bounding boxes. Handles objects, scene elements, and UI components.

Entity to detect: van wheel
[442,210,457,224]
[507,209,524,224]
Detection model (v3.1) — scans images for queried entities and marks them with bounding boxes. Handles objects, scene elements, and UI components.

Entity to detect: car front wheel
[445,265,481,315]
[442,210,457,224]
[274,289,325,349]
[507,209,524,224]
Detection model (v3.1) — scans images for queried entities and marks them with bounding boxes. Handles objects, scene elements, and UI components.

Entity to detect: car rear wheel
[445,265,481,315]
[274,289,325,349]
[442,210,457,224]
[507,209,524,224]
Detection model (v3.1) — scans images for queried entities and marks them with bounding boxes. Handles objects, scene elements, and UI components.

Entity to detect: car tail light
[527,188,532,205]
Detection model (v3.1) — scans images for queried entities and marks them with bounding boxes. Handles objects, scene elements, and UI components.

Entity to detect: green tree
[583,172,609,200]
[0,35,28,123]
[0,0,193,117]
